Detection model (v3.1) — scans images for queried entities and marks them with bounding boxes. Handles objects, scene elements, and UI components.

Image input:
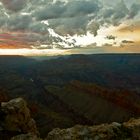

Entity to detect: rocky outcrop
[46,118,140,140]
[123,118,140,139]
[1,98,140,140]
[10,118,140,140]
[0,98,38,140]
[11,133,42,140]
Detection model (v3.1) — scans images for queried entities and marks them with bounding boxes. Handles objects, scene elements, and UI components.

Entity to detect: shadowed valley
[0,54,140,138]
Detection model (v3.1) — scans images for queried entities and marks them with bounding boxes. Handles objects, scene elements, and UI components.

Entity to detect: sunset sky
[0,0,140,55]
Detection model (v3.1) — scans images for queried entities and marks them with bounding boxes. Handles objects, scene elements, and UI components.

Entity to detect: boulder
[123,118,140,139]
[0,98,38,135]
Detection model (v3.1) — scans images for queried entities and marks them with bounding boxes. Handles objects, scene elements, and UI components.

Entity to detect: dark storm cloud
[0,0,140,49]
[0,4,8,27]
[33,0,101,36]
[7,14,31,31]
[0,0,139,35]
[128,3,140,19]
[112,0,129,20]
[102,8,114,18]
[1,0,27,12]
[34,0,100,20]
[100,0,129,26]
[87,21,100,36]
[34,1,66,20]
[28,21,49,34]
[48,16,89,35]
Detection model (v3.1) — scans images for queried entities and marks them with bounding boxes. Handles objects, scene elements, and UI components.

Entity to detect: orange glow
[0,32,32,49]
[115,23,140,43]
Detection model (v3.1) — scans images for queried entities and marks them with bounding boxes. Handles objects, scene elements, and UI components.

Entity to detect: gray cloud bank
[0,0,140,48]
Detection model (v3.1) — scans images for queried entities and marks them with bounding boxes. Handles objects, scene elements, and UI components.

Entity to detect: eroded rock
[11,133,42,140]
[1,98,140,140]
[46,119,140,140]
[0,98,38,139]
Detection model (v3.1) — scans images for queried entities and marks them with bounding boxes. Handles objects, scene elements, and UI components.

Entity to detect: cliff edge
[0,98,140,140]
[47,118,140,140]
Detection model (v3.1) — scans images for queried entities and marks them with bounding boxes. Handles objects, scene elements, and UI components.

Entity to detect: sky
[0,0,140,55]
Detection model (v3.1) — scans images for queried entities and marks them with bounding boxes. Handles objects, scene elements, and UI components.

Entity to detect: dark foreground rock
[1,98,140,140]
[46,118,140,140]
[0,98,38,140]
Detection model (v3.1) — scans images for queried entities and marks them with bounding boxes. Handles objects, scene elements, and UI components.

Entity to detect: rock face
[47,118,140,140]
[11,133,42,140]
[0,98,38,140]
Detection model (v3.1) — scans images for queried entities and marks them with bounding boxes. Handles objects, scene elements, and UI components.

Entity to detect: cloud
[122,40,134,44]
[34,0,100,20]
[1,0,27,12]
[34,1,65,20]
[1,0,139,35]
[113,0,129,20]
[87,21,100,36]
[33,0,101,36]
[128,3,140,18]
[100,0,129,26]
[0,0,140,49]
[105,35,116,40]
[48,16,89,35]
[7,14,32,31]
[102,8,114,18]
[118,21,140,32]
